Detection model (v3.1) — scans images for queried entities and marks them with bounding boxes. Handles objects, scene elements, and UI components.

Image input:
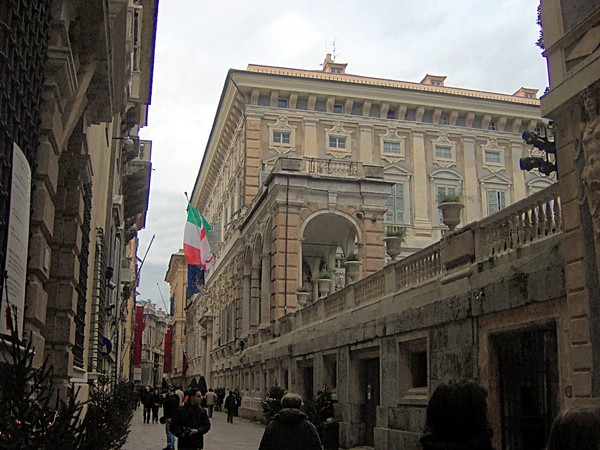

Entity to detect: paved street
[124,406,265,450]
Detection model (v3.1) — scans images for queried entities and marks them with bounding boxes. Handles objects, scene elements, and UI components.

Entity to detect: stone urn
[317,277,332,298]
[296,289,310,307]
[438,202,464,231]
[344,260,361,282]
[384,236,404,260]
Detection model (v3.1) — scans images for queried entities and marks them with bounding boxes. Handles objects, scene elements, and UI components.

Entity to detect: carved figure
[580,85,600,250]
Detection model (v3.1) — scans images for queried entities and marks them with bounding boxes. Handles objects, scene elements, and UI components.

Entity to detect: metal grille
[0,0,51,293]
[495,325,559,450]
[73,182,93,367]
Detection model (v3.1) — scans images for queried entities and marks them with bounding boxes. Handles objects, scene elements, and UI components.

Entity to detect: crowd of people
[132,380,600,450]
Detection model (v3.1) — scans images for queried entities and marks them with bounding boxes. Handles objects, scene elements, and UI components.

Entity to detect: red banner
[133,305,145,367]
[163,327,173,373]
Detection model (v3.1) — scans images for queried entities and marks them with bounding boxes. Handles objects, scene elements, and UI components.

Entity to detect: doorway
[493,325,559,450]
[362,358,380,446]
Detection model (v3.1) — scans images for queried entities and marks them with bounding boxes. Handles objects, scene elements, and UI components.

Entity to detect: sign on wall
[0,143,31,339]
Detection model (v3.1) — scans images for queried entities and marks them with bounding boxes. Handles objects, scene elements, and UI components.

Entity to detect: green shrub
[261,384,287,422]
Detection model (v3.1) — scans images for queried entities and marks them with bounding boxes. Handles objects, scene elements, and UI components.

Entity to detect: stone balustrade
[288,183,561,330]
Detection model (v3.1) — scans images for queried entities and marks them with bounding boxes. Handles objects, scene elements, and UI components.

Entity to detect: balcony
[123,139,152,237]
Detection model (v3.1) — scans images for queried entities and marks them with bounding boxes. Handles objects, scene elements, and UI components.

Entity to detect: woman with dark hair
[546,406,600,450]
[420,379,495,450]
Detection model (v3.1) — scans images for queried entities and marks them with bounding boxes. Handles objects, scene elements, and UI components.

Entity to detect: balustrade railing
[305,157,358,177]
[289,184,562,332]
[476,183,561,259]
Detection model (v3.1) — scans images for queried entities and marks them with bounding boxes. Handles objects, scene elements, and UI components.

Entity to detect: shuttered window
[487,189,506,215]
[384,183,405,223]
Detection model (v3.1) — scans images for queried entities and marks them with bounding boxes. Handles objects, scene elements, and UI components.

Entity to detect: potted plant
[343,252,361,282]
[384,227,407,260]
[437,191,464,231]
[315,270,332,298]
[296,285,310,307]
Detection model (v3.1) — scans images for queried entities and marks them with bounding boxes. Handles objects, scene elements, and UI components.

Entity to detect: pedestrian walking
[151,387,162,423]
[141,385,152,424]
[204,388,217,418]
[224,391,236,424]
[258,392,322,450]
[162,386,180,450]
[170,388,211,450]
[420,379,495,450]
[546,406,600,450]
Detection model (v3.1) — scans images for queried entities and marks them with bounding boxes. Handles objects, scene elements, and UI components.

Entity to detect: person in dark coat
[224,391,237,424]
[170,388,211,450]
[162,387,180,450]
[140,385,152,424]
[258,392,322,450]
[151,388,162,423]
[546,406,600,450]
[420,379,495,450]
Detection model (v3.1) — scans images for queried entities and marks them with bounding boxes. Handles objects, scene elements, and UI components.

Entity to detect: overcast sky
[137,0,548,312]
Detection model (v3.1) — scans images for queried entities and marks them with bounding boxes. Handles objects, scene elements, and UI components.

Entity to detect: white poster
[1,143,31,338]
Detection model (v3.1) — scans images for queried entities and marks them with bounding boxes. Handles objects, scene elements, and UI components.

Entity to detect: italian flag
[184,204,213,269]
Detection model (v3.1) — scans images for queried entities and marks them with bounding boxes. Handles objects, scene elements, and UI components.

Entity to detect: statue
[579,85,600,255]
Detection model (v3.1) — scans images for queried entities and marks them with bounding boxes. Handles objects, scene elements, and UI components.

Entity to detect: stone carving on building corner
[578,84,600,256]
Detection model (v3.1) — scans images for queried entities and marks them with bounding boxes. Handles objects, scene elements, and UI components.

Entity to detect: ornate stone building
[0,0,157,398]
[540,0,600,407]
[167,56,559,448]
[165,250,188,385]
[136,299,168,387]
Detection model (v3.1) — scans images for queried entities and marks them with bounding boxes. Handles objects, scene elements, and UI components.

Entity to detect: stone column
[303,118,318,158]
[411,131,432,231]
[260,253,271,326]
[359,125,373,163]
[242,274,251,336]
[462,136,479,223]
[510,140,527,202]
[250,265,260,326]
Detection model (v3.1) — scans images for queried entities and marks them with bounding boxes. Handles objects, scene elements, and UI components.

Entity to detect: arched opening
[301,212,361,299]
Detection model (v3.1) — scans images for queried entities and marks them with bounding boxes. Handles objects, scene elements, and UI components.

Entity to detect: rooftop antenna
[332,38,339,61]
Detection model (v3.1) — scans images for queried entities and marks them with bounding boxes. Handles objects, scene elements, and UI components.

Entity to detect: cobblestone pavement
[123,406,265,450]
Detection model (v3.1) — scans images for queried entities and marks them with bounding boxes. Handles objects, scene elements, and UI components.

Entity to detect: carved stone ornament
[268,116,296,154]
[579,85,600,255]
[431,131,456,168]
[481,138,506,173]
[325,122,352,159]
[379,128,406,163]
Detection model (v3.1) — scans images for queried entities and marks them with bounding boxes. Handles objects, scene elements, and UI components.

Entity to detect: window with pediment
[384,165,412,225]
[325,122,352,158]
[526,177,553,196]
[431,132,457,168]
[481,138,506,172]
[479,173,512,217]
[379,128,407,163]
[268,116,296,154]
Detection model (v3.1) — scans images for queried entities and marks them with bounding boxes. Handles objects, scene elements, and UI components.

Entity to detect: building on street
[0,0,157,401]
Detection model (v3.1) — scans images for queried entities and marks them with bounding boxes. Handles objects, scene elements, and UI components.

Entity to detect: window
[331,67,341,74]
[484,150,502,164]
[268,116,296,153]
[488,121,496,131]
[273,131,290,144]
[383,141,401,154]
[329,136,346,149]
[487,189,507,214]
[398,335,428,400]
[435,145,452,159]
[440,115,449,125]
[333,103,344,114]
[384,183,405,224]
[277,98,288,108]
[387,109,397,119]
[431,80,442,86]
[525,92,535,98]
